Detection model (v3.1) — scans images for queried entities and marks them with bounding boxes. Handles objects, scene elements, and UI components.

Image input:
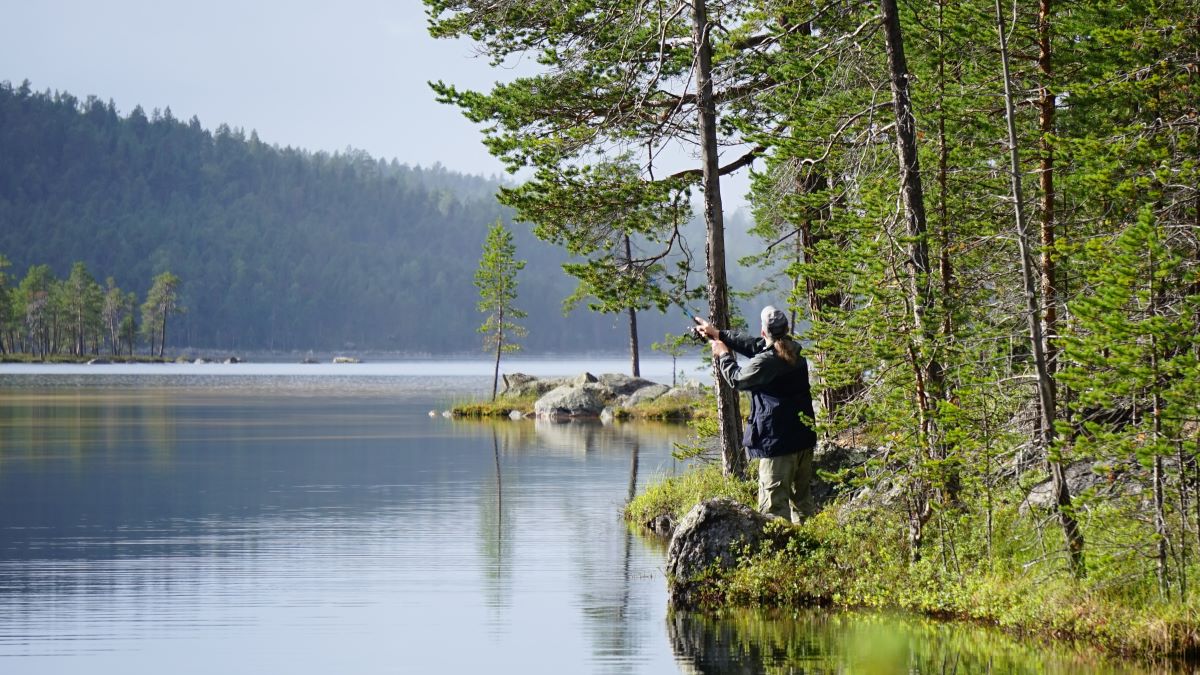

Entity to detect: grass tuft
[624,462,755,527]
[450,393,540,417]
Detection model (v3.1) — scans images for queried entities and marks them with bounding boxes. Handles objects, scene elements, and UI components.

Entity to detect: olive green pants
[758,448,815,523]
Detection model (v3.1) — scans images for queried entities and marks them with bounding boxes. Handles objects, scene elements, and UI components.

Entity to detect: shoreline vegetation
[450,393,711,422]
[1,353,172,364]
[626,451,1200,663]
[453,396,705,417]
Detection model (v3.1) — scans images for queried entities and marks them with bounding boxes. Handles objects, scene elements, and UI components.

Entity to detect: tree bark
[1149,240,1171,597]
[158,314,167,358]
[881,0,939,557]
[881,0,935,347]
[937,0,954,340]
[492,306,504,401]
[1038,0,1059,405]
[935,0,962,505]
[693,0,744,478]
[623,233,641,378]
[994,0,1085,574]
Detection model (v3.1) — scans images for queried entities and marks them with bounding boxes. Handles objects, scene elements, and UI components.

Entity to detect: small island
[452,371,709,422]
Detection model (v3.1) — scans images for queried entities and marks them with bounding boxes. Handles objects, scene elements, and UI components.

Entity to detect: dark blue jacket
[716,330,817,459]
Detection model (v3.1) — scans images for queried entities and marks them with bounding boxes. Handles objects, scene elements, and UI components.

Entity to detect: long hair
[767,334,800,365]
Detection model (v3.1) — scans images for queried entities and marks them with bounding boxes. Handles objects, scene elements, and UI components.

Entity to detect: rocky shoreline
[454,371,708,420]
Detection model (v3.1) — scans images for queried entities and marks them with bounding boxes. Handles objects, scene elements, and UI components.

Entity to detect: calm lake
[0,361,1168,674]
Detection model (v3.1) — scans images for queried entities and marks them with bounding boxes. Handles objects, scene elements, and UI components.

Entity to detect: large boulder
[500,373,563,398]
[666,498,788,609]
[571,372,600,386]
[598,373,658,397]
[534,384,608,419]
[658,382,707,401]
[622,383,671,407]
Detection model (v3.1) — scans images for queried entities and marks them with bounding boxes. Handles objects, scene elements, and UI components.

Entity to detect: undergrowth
[661,489,1200,658]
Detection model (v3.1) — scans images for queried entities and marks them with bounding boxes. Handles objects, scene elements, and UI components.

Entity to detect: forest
[0,80,709,356]
[426,0,1200,653]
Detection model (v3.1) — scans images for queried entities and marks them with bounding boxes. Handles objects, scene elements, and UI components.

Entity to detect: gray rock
[534,384,608,419]
[572,372,599,386]
[812,442,874,505]
[500,373,563,398]
[508,410,524,421]
[624,384,671,407]
[647,513,676,538]
[1023,460,1141,513]
[659,382,707,401]
[599,407,615,423]
[597,373,658,397]
[666,498,788,609]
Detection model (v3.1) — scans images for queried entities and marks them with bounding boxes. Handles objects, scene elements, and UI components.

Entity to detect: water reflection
[668,609,1172,674]
[0,383,695,672]
[0,380,1169,674]
[478,428,513,633]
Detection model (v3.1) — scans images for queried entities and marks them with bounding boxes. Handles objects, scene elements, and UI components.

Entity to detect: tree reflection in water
[668,608,1171,674]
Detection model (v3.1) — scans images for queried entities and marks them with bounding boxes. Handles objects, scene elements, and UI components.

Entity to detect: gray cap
[760,305,789,337]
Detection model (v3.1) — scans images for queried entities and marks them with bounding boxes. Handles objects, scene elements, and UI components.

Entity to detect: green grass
[624,462,756,527]
[614,396,713,422]
[452,390,712,421]
[450,393,540,418]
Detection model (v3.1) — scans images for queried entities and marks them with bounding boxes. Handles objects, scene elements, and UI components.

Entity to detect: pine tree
[64,262,102,356]
[141,271,182,357]
[475,220,527,401]
[424,0,791,477]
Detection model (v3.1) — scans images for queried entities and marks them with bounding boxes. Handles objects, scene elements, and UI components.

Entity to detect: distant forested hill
[0,80,685,354]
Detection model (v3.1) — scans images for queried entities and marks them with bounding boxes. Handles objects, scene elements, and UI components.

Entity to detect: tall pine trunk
[1149,242,1171,597]
[935,0,961,505]
[693,0,743,478]
[623,233,640,378]
[1038,0,1058,388]
[158,313,167,358]
[491,306,504,401]
[881,0,939,556]
[627,306,640,378]
[994,0,1085,575]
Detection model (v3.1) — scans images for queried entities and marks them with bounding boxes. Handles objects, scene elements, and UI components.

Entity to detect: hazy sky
[1,0,751,203]
[1,0,513,176]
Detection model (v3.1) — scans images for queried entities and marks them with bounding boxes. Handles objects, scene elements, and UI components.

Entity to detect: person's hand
[692,316,719,341]
[710,339,729,359]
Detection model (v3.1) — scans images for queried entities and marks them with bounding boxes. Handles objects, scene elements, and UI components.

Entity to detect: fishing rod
[665,288,711,344]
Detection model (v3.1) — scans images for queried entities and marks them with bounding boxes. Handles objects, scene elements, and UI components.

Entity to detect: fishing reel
[687,316,710,344]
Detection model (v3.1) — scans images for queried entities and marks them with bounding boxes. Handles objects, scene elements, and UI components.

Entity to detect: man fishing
[693,307,817,522]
